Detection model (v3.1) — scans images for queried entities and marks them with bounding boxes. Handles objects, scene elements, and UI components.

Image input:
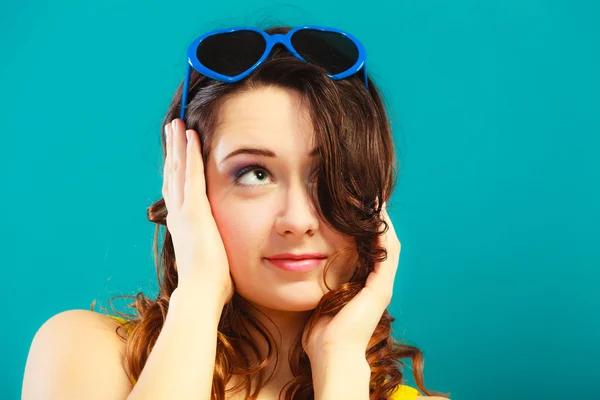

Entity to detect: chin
[236,285,323,312]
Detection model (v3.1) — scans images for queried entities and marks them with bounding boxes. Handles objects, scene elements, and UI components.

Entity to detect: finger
[184,129,207,206]
[381,202,395,242]
[163,122,173,209]
[380,200,388,249]
[382,202,400,252]
[378,202,400,283]
[171,119,187,208]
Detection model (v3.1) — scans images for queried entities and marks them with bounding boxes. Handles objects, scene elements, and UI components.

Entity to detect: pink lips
[265,253,327,272]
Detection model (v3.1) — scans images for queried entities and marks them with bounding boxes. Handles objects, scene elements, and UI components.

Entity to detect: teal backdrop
[1,1,598,399]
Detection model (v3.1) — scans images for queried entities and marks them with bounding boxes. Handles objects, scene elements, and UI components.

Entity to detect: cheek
[324,236,358,285]
[211,208,243,251]
[326,253,357,287]
[210,204,268,264]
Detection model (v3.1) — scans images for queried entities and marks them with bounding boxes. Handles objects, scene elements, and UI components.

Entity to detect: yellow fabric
[106,315,420,398]
[389,384,420,400]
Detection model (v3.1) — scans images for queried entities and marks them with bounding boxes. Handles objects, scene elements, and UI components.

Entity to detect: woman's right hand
[162,118,234,306]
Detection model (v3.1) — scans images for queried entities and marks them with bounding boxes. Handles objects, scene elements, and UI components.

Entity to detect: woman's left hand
[302,201,401,363]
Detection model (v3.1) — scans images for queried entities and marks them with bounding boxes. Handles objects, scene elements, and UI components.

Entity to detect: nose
[275,180,319,237]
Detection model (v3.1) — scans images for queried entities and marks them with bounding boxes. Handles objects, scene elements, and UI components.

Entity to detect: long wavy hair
[97,25,449,399]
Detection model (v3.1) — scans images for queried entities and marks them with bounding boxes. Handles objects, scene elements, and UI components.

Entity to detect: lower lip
[265,258,325,272]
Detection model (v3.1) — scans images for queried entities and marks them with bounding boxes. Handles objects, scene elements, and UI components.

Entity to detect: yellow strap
[106,315,137,386]
[107,315,134,335]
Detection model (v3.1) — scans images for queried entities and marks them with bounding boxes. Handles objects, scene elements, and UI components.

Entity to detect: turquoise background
[1,1,598,399]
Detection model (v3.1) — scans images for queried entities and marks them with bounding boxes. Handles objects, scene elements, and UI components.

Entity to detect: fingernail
[172,119,178,131]
[185,130,190,141]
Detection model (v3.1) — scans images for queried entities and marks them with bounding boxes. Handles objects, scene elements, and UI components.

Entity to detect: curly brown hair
[97,25,449,400]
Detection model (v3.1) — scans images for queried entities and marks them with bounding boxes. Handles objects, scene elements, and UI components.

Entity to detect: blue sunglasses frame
[180,25,368,121]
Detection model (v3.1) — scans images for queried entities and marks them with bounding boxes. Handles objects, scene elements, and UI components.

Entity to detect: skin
[22,84,446,399]
[202,86,445,399]
[205,85,357,396]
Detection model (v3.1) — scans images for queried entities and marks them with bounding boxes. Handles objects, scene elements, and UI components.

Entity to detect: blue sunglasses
[180,25,368,121]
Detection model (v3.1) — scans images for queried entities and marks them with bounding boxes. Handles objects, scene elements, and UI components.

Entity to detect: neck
[226,296,314,394]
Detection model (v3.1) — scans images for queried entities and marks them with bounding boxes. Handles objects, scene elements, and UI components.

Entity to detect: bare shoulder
[22,309,132,400]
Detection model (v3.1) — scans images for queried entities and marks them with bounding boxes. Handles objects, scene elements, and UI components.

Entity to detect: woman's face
[205,86,355,312]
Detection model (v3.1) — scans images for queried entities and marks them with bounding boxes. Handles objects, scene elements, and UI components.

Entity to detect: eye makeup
[232,162,272,187]
[230,161,320,188]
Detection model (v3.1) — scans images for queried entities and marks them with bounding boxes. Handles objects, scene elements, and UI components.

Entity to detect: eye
[233,163,274,187]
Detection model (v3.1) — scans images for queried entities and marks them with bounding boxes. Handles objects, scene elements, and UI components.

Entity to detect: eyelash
[233,162,271,187]
[232,162,320,188]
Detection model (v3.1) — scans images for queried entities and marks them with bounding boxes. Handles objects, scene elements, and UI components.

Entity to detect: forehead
[211,86,316,158]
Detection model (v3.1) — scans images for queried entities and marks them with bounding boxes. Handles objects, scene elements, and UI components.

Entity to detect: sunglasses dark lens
[196,30,266,77]
[290,29,359,75]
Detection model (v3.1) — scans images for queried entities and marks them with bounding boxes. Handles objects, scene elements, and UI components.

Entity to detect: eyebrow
[219,146,321,165]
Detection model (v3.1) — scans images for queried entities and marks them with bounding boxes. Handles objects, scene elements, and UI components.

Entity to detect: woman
[23,25,450,399]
